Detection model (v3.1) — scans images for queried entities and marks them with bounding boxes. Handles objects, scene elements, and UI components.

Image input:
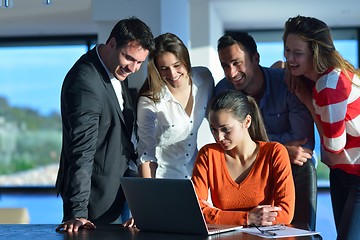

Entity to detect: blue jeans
[330,168,360,240]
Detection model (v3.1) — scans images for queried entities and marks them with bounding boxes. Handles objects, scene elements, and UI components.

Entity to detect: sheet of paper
[241,225,321,238]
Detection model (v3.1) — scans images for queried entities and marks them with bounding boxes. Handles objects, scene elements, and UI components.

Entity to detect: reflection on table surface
[0,224,322,240]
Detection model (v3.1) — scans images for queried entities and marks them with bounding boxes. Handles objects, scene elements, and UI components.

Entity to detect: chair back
[291,160,317,231]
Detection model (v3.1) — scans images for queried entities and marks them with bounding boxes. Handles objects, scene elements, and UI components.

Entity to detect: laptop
[120,177,242,235]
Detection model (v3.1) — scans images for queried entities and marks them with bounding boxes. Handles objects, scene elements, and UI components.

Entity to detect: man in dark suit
[55,17,155,232]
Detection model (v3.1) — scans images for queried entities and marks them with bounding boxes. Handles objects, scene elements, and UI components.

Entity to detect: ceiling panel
[0,0,359,37]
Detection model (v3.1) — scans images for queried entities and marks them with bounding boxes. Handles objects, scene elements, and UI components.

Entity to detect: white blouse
[136,67,214,178]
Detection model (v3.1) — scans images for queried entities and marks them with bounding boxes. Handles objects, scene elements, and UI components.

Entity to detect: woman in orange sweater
[192,90,295,226]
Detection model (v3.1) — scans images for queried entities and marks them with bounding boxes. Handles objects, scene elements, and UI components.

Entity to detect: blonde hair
[283,15,360,84]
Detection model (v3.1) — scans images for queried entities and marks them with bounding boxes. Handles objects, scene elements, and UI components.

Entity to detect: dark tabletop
[0,224,323,240]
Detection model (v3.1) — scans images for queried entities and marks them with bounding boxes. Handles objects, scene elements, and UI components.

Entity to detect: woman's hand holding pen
[247,205,282,226]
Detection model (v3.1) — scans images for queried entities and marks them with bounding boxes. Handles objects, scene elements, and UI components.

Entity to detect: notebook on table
[120,177,242,235]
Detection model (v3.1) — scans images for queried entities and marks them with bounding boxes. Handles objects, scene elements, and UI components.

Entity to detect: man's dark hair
[106,16,155,52]
[217,31,257,57]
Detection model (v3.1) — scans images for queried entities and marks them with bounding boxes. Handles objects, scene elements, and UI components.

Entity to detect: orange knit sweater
[192,141,295,226]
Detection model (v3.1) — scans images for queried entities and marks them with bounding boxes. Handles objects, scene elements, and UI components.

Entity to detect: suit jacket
[55,46,136,224]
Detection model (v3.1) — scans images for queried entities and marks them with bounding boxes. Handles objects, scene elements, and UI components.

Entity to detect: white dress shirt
[95,44,124,110]
[136,67,214,178]
[96,44,137,173]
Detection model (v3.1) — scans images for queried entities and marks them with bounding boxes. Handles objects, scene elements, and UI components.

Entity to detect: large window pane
[0,44,89,186]
[257,39,358,68]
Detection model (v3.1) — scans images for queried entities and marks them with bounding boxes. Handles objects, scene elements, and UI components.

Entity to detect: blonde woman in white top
[136,33,214,178]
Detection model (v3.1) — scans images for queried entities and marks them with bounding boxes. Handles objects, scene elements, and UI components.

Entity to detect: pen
[251,224,277,236]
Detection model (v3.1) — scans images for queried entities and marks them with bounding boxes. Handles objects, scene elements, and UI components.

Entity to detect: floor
[0,190,336,240]
[316,190,336,240]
